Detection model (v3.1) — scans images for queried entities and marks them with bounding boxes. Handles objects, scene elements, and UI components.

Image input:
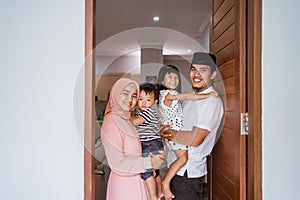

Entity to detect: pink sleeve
[101,117,148,176]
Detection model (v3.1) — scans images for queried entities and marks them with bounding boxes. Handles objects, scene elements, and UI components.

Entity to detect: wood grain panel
[247,0,263,199]
[212,5,235,41]
[214,59,235,98]
[215,42,235,65]
[213,181,232,200]
[210,0,247,199]
[213,151,234,181]
[84,0,95,200]
[224,94,235,112]
[224,77,235,94]
[218,59,235,79]
[212,23,235,54]
[214,80,225,94]
[213,145,234,169]
[213,0,235,27]
[213,0,225,13]
[216,76,235,95]
[214,168,234,197]
[223,111,236,129]
[213,128,235,167]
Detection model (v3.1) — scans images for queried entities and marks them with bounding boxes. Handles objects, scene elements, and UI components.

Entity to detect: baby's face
[162,72,179,90]
[138,90,157,110]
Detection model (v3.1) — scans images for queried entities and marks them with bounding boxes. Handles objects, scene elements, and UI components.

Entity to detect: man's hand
[161,125,209,146]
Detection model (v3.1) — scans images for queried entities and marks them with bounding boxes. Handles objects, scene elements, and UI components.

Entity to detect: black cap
[192,52,217,71]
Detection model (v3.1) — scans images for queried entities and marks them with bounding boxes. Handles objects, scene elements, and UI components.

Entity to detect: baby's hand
[210,91,219,97]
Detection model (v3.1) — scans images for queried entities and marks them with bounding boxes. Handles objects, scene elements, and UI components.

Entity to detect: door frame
[247,0,262,199]
[84,0,96,200]
[83,0,262,199]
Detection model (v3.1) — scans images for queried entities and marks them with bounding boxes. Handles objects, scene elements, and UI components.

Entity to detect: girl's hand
[167,94,177,100]
[164,93,176,107]
[210,91,219,97]
[160,125,177,141]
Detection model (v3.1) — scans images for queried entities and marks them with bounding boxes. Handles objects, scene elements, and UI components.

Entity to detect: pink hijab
[104,78,140,134]
[104,78,139,118]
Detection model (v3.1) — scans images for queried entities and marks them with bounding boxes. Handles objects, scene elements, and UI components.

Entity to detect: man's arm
[160,125,209,146]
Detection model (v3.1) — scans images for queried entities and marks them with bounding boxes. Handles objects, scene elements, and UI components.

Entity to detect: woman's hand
[149,151,165,169]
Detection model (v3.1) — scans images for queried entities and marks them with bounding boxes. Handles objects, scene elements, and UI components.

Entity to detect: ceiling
[95,0,210,56]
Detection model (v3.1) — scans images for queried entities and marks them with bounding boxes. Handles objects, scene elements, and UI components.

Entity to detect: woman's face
[119,83,138,112]
[162,72,179,90]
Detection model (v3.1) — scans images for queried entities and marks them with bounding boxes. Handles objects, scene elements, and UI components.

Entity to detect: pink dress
[101,78,149,200]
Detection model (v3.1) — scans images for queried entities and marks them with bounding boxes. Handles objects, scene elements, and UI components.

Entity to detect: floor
[95,135,209,199]
[95,164,209,200]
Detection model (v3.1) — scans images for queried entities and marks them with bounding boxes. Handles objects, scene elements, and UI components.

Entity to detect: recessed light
[153,16,160,21]
[187,49,192,53]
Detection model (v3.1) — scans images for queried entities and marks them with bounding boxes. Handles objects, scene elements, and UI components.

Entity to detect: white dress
[158,89,188,151]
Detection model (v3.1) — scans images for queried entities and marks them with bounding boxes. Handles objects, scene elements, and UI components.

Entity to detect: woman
[101,78,164,200]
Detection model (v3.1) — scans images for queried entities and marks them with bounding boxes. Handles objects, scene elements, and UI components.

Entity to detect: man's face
[190,64,216,92]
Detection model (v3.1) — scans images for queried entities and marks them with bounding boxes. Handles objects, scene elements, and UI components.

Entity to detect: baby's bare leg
[162,150,188,199]
[155,175,164,199]
[145,176,159,200]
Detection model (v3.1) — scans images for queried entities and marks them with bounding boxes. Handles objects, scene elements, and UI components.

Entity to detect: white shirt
[167,86,224,178]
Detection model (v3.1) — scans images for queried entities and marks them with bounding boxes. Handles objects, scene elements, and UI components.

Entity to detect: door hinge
[240,112,248,135]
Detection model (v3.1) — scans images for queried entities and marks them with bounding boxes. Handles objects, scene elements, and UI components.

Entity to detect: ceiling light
[187,49,192,53]
[153,16,160,21]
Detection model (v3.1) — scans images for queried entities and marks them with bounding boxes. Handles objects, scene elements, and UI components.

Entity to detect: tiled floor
[95,165,209,200]
[160,183,209,200]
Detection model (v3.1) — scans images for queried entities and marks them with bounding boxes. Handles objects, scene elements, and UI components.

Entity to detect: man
[160,52,224,200]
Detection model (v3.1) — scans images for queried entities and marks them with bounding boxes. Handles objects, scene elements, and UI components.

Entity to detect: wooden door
[210,0,247,199]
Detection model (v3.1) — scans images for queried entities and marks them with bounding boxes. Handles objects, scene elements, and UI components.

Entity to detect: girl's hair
[157,64,182,93]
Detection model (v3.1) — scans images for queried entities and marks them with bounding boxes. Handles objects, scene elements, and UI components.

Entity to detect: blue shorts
[141,138,164,180]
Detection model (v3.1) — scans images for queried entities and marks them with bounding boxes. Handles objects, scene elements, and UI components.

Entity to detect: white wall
[262,0,300,199]
[0,1,85,199]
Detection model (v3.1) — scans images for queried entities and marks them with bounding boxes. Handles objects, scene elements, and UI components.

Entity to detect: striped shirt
[136,108,160,142]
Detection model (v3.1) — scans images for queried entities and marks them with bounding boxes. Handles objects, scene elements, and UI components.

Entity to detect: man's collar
[195,86,214,94]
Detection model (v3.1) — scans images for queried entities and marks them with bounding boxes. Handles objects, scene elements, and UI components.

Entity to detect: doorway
[84,0,262,199]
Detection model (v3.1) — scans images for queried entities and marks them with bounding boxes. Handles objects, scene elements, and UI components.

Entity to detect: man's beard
[192,86,204,93]
[192,82,213,93]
